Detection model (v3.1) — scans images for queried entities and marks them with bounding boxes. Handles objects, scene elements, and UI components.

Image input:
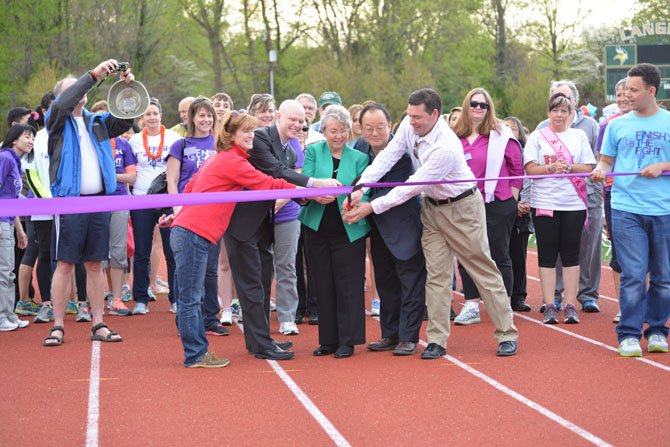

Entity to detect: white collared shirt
[358,115,475,214]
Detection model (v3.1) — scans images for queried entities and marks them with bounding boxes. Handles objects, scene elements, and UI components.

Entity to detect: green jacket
[298,140,370,242]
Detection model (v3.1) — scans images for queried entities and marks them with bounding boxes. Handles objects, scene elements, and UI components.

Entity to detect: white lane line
[86,341,101,447]
[365,311,612,446]
[417,339,613,447]
[452,290,669,372]
[513,313,670,372]
[524,274,619,303]
[234,322,351,447]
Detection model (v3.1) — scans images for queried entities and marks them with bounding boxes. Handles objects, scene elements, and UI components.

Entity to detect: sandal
[91,322,123,343]
[44,326,65,347]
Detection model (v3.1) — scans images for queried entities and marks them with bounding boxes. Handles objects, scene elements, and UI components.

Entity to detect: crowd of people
[1,59,668,367]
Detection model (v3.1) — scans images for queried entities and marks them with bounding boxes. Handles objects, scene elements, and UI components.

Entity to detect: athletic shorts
[52,212,111,263]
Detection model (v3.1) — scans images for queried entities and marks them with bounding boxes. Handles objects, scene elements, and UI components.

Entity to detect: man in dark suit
[353,103,427,356]
[224,100,339,360]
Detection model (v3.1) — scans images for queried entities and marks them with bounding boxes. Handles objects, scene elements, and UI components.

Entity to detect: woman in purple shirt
[0,124,32,331]
[452,88,523,325]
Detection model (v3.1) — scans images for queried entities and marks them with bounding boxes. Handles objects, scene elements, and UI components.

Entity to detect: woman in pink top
[451,88,523,325]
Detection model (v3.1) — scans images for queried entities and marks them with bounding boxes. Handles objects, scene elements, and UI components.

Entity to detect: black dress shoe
[308,316,319,325]
[313,345,336,356]
[496,340,518,357]
[511,301,531,312]
[367,338,399,351]
[255,346,295,360]
[295,315,305,325]
[274,341,293,351]
[421,342,446,359]
[334,345,354,358]
[450,307,457,320]
[393,341,417,356]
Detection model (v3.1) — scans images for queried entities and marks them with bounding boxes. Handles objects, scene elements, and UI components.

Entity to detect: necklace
[143,125,165,160]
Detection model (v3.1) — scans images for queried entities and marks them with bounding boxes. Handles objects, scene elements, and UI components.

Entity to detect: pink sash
[539,128,588,226]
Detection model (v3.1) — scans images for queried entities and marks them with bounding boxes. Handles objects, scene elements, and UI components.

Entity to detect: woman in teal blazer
[299,105,370,358]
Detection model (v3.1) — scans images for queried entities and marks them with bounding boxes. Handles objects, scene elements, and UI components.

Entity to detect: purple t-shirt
[0,149,22,223]
[275,138,304,224]
[167,136,216,192]
[111,137,136,196]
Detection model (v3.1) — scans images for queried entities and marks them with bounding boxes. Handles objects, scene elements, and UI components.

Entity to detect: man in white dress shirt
[343,88,519,358]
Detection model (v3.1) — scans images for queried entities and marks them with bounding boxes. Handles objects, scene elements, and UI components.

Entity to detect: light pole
[269,49,277,97]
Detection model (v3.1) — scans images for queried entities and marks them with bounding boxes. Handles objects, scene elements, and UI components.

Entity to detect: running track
[2,253,669,446]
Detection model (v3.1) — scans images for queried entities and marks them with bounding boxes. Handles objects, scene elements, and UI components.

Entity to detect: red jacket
[172,144,295,244]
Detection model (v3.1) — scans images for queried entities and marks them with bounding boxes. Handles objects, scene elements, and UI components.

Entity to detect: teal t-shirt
[601,109,670,215]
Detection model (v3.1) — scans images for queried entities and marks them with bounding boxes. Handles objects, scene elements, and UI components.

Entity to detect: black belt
[427,187,477,206]
[80,191,105,197]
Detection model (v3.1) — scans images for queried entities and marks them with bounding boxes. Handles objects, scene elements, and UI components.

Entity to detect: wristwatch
[566,164,573,173]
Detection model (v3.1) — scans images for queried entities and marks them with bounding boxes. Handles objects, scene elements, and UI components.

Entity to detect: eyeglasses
[469,101,489,110]
[363,126,388,135]
[224,109,246,132]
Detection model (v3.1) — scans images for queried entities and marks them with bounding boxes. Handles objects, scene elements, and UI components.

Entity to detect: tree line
[0,0,664,136]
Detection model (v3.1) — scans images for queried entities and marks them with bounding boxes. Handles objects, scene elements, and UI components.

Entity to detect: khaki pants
[421,191,518,347]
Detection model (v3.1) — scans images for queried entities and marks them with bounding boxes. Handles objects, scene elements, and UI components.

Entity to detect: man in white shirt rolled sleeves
[343,88,519,358]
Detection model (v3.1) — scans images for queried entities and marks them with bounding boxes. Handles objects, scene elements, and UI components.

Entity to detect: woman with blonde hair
[347,104,364,145]
[162,111,298,368]
[452,87,523,325]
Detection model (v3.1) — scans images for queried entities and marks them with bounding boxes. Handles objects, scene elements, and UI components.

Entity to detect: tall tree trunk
[243,0,260,92]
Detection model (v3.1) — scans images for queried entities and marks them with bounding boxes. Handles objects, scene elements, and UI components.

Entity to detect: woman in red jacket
[163,111,297,368]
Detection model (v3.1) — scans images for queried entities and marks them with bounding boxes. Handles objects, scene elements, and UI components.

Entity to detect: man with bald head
[224,99,340,360]
[170,96,194,137]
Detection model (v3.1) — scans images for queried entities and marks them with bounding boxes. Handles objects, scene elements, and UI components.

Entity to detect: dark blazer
[226,125,309,241]
[355,139,423,261]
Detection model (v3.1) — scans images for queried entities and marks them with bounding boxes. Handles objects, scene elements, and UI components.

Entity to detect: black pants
[21,220,53,302]
[532,209,586,268]
[14,218,34,302]
[304,226,366,348]
[370,223,426,342]
[509,221,530,304]
[460,197,516,299]
[296,225,318,318]
[224,216,275,353]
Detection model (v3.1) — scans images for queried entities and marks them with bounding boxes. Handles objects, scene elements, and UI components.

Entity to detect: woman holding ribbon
[163,111,297,368]
[523,93,596,324]
[166,97,231,335]
[299,105,371,359]
[129,98,181,315]
[451,88,523,326]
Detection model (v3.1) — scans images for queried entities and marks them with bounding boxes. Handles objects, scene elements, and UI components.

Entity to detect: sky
[560,0,636,31]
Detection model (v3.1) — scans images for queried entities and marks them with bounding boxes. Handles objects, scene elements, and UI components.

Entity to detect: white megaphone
[107,79,150,119]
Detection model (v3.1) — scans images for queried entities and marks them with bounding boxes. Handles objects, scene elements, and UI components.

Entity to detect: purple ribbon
[2,171,668,217]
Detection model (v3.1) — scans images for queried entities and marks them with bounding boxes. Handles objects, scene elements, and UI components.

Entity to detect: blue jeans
[130,208,175,305]
[171,226,219,366]
[612,209,670,342]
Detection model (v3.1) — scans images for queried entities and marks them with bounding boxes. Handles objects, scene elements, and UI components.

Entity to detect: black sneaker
[205,324,230,336]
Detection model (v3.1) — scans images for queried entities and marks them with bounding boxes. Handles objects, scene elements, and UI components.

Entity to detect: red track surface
[2,254,669,446]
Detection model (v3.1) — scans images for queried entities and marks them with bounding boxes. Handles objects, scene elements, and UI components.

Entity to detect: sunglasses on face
[470,101,489,110]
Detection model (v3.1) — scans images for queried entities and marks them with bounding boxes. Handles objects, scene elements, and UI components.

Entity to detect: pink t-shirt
[460,134,523,201]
